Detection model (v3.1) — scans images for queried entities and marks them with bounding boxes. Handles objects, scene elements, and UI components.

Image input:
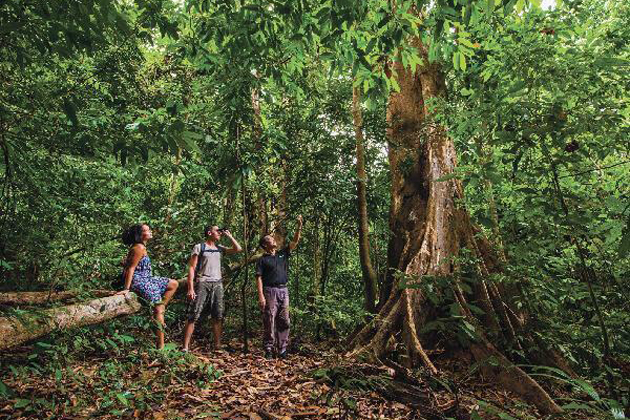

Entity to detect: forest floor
[0,327,536,420]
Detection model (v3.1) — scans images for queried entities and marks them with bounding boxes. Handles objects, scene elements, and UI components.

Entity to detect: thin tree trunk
[0,293,141,350]
[164,148,182,227]
[224,183,237,229]
[252,87,269,236]
[271,160,289,249]
[353,85,378,313]
[311,216,322,301]
[241,181,250,354]
[548,158,616,397]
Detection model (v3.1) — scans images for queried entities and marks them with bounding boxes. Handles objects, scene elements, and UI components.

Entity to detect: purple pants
[262,287,290,353]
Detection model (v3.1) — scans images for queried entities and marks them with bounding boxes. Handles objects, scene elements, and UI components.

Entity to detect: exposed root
[470,342,563,414]
[348,297,402,361]
[403,289,438,374]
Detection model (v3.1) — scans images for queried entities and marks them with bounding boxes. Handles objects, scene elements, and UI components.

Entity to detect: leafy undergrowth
[0,318,622,420]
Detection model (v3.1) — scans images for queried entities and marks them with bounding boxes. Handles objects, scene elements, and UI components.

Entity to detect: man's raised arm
[288,215,303,251]
[223,230,242,255]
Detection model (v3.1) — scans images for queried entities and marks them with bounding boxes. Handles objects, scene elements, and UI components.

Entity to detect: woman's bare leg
[162,279,179,306]
[154,304,166,349]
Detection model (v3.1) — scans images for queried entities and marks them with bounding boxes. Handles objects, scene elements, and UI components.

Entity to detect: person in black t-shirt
[256,215,303,360]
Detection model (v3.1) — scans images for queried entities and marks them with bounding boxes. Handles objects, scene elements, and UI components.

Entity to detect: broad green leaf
[460,53,467,70]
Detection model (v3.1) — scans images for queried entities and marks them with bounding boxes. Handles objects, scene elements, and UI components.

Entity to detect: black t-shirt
[255,247,291,288]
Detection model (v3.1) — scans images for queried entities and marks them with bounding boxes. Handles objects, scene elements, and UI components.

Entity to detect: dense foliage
[1,0,628,418]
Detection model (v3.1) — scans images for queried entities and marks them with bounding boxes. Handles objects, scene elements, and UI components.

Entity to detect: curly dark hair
[122,224,145,246]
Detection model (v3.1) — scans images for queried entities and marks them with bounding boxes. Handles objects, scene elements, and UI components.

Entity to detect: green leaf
[561,402,594,410]
[116,393,129,406]
[460,53,467,71]
[435,173,459,182]
[0,381,14,397]
[594,57,630,67]
[573,379,600,400]
[458,38,475,48]
[390,76,400,93]
[485,0,495,15]
[14,399,31,409]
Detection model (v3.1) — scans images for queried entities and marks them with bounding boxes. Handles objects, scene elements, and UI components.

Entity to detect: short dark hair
[122,224,145,246]
[259,234,272,249]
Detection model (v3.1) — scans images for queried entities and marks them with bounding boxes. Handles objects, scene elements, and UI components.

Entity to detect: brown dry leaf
[292,405,326,417]
[222,409,238,419]
[248,413,263,420]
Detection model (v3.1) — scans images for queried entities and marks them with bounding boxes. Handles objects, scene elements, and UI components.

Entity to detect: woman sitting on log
[117,224,179,349]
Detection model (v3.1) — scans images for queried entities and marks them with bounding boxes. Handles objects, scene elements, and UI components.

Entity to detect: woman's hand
[116,289,130,296]
[258,295,266,311]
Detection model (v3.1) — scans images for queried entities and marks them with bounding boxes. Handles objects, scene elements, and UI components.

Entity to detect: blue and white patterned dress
[131,255,170,303]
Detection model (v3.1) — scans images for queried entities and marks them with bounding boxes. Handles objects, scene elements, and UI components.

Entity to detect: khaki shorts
[187,281,224,322]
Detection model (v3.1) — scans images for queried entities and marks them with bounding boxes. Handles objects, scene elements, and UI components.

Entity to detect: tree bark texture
[252,87,270,237]
[349,38,562,415]
[270,160,289,249]
[0,290,112,306]
[352,85,378,314]
[0,293,141,351]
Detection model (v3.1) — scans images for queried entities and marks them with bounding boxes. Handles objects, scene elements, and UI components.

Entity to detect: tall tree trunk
[252,87,269,236]
[353,85,378,314]
[270,160,289,249]
[163,147,182,227]
[241,181,250,354]
[349,39,562,415]
[223,178,238,230]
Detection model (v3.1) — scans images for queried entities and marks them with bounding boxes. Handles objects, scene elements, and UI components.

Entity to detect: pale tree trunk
[270,160,289,249]
[352,85,378,314]
[311,216,322,301]
[164,147,182,227]
[0,293,141,350]
[252,87,269,236]
[349,38,563,415]
[223,183,237,229]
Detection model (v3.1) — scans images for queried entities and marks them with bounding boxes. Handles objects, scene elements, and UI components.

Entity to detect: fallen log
[0,290,113,306]
[0,293,142,351]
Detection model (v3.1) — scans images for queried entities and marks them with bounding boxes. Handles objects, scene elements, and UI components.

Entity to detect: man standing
[256,215,303,359]
[183,225,242,352]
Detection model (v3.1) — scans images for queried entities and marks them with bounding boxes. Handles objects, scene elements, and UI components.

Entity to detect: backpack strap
[195,242,205,279]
